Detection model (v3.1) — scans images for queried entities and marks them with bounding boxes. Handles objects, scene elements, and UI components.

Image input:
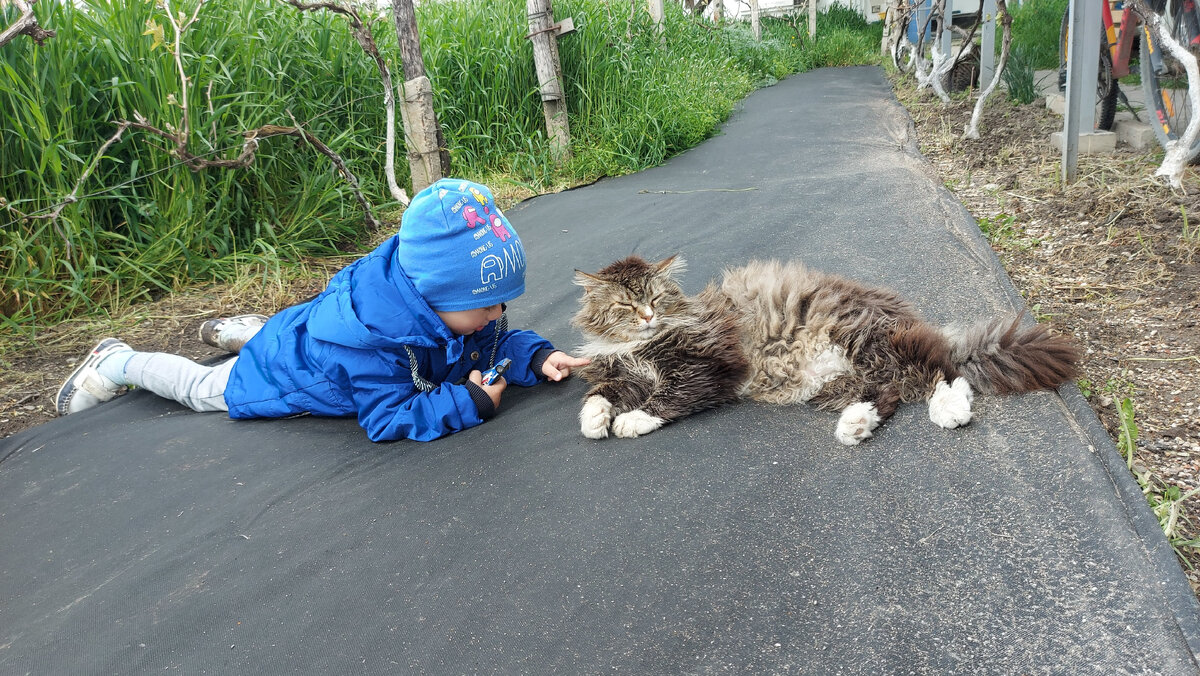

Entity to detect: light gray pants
[124,353,236,412]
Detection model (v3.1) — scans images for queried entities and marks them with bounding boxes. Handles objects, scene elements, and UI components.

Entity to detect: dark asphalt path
[3,66,1197,674]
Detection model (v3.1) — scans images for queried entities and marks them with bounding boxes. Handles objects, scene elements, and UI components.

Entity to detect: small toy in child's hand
[480,358,512,386]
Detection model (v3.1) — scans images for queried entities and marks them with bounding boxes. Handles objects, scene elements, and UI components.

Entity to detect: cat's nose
[638,306,654,322]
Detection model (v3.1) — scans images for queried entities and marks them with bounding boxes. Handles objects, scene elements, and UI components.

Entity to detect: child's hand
[542,351,591,382]
[468,369,506,409]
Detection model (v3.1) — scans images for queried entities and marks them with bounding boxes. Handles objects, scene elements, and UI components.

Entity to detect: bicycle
[1059,0,1200,154]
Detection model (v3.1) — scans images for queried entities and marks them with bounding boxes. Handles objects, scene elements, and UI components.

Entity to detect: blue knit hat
[395,179,527,312]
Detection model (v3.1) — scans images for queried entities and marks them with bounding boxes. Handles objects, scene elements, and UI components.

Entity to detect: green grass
[1,0,880,333]
[1008,0,1068,70]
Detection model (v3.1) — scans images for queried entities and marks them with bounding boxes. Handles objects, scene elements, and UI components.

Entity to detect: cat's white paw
[612,409,665,438]
[835,401,881,446]
[929,377,974,429]
[580,395,613,439]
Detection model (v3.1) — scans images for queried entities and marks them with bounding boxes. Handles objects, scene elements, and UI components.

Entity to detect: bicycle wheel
[1140,1,1200,156]
[1059,9,1119,131]
[943,51,980,92]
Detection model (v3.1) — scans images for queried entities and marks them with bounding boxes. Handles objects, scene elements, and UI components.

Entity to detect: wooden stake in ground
[526,0,572,162]
[392,0,449,195]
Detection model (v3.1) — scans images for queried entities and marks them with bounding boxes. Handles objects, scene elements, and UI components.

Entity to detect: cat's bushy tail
[945,316,1080,395]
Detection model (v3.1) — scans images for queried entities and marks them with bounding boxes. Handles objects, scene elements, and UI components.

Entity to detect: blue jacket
[223,236,555,442]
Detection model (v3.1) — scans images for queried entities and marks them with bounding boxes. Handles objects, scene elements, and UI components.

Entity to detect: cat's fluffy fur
[572,255,1079,444]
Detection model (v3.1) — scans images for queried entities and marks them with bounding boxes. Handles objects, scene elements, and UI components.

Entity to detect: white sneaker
[198,314,268,353]
[56,338,131,416]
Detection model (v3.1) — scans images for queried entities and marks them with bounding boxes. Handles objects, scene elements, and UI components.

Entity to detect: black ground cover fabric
[3,67,1199,674]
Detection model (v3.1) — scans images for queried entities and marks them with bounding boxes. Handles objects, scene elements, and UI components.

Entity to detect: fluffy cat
[572,255,1079,445]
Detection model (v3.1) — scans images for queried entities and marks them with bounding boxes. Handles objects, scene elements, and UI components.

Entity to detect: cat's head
[572,255,689,341]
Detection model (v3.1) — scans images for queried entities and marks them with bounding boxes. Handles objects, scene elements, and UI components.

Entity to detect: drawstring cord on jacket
[404,312,507,392]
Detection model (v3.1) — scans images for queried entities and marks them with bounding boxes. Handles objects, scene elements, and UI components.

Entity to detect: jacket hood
[305,236,466,363]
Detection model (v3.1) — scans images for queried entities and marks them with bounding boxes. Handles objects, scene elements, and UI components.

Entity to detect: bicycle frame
[1103,0,1140,78]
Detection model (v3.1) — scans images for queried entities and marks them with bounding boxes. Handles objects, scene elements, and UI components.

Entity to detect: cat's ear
[573,269,604,294]
[654,255,687,278]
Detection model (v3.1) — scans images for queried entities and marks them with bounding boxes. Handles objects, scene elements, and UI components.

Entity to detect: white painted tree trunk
[382,75,408,205]
[924,0,953,102]
[881,0,900,57]
[965,1,1009,140]
[1149,16,1200,187]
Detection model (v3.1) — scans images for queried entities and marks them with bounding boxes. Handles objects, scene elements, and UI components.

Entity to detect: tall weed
[1003,45,1039,104]
[1,0,881,331]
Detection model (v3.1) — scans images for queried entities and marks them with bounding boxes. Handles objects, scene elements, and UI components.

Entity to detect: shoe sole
[55,338,127,416]
[198,314,269,351]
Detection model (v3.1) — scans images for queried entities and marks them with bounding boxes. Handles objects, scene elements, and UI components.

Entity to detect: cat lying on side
[572,255,1079,445]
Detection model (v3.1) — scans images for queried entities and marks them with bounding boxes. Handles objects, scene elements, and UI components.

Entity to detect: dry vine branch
[130,0,381,227]
[123,115,381,229]
[29,121,133,253]
[283,0,409,205]
[160,0,208,153]
[0,196,30,222]
[0,0,56,48]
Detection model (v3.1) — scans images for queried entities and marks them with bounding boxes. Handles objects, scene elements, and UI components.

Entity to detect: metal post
[980,0,996,86]
[1062,0,1102,184]
[940,2,952,60]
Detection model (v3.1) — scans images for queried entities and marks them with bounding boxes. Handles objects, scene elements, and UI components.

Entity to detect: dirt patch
[892,76,1200,589]
[0,268,340,440]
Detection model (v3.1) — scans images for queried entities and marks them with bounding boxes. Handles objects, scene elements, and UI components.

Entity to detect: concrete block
[1115,119,1157,151]
[1034,69,1061,98]
[1046,92,1065,115]
[1049,130,1118,154]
